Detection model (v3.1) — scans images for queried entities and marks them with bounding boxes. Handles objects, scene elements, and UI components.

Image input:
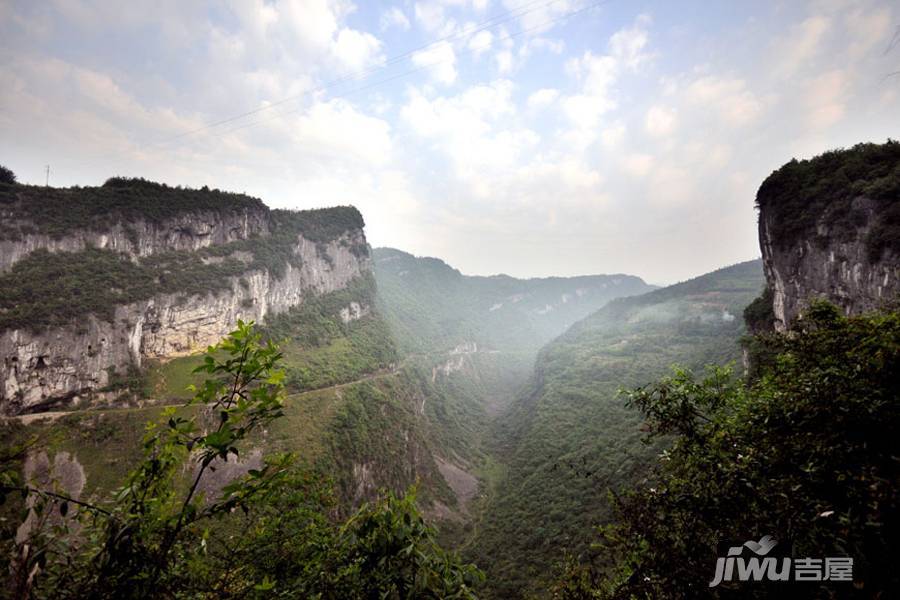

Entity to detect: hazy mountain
[470,259,765,597]
[374,247,655,356]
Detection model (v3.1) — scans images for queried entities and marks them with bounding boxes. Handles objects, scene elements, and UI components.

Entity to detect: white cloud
[608,15,652,68]
[3,0,899,284]
[623,153,654,177]
[560,17,652,131]
[412,40,457,85]
[402,80,516,139]
[562,93,611,129]
[600,122,626,147]
[774,15,831,78]
[380,7,411,31]
[527,37,565,55]
[805,69,849,130]
[332,28,384,71]
[684,76,766,126]
[645,105,677,137]
[846,5,893,59]
[401,81,550,187]
[293,99,393,166]
[495,49,514,74]
[414,0,487,36]
[501,0,580,35]
[527,88,559,109]
[468,30,493,56]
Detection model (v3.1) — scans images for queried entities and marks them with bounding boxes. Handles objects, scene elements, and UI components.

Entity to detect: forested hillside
[471,259,765,597]
[374,247,654,356]
[371,247,659,549]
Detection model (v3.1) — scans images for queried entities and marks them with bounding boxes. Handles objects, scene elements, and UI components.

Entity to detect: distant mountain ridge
[471,259,765,598]
[373,247,656,356]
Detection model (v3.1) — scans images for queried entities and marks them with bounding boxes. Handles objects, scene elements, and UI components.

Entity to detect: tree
[2,321,482,599]
[0,165,16,185]
[552,302,900,599]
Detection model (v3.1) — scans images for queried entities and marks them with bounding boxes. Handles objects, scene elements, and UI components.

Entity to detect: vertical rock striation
[755,142,900,330]
[0,180,371,415]
[759,197,900,330]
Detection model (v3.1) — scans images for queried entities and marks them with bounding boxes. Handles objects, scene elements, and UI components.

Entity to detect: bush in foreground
[1,321,481,599]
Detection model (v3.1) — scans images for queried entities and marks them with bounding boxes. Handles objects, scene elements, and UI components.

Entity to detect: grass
[26,404,199,500]
[144,355,208,402]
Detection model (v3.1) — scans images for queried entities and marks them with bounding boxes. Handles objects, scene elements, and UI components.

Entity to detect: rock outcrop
[0,181,371,415]
[759,197,900,330]
[0,208,269,273]
[756,142,900,330]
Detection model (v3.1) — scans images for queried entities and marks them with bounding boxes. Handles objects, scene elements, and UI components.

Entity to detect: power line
[65,0,611,173]
[190,0,611,142]
[161,0,576,143]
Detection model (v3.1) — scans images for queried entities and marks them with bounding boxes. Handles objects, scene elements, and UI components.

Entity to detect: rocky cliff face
[0,208,270,272]
[759,197,900,330]
[756,142,900,331]
[0,181,371,415]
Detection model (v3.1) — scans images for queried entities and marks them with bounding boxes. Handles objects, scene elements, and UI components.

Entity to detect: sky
[1,0,898,284]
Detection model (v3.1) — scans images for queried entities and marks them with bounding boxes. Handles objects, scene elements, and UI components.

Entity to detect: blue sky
[1,0,898,283]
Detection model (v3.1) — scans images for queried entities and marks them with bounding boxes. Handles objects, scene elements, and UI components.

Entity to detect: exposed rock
[339,301,370,323]
[0,208,269,272]
[759,195,900,330]
[352,461,376,502]
[434,457,478,514]
[16,451,85,543]
[192,448,264,502]
[1,229,371,415]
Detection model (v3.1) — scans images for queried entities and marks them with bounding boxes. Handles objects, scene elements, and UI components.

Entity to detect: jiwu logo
[709,535,853,587]
[709,535,787,587]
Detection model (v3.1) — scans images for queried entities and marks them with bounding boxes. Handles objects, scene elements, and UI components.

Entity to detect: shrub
[1,322,480,599]
[0,165,15,185]
[553,303,900,598]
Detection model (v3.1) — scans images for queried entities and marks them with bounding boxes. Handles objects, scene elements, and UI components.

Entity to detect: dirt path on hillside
[5,363,404,425]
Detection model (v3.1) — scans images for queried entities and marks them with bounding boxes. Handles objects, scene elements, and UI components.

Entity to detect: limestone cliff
[0,209,270,272]
[755,141,900,330]
[0,178,270,272]
[0,179,371,415]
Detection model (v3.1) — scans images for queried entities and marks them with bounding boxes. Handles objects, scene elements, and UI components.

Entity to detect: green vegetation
[469,260,764,598]
[756,139,900,260]
[0,178,266,241]
[374,247,654,356]
[742,285,775,333]
[553,303,900,598]
[272,206,366,249]
[325,377,456,509]
[1,323,481,599]
[0,165,15,185]
[0,247,249,331]
[0,207,367,333]
[264,273,398,392]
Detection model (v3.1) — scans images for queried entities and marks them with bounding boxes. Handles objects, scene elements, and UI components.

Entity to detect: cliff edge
[0,178,370,415]
[756,140,900,330]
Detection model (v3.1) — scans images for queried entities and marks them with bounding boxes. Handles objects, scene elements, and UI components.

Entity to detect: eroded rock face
[0,229,371,415]
[759,196,900,330]
[0,208,270,272]
[16,451,85,543]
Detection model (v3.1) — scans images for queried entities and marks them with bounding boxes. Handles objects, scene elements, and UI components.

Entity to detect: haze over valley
[1,1,899,599]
